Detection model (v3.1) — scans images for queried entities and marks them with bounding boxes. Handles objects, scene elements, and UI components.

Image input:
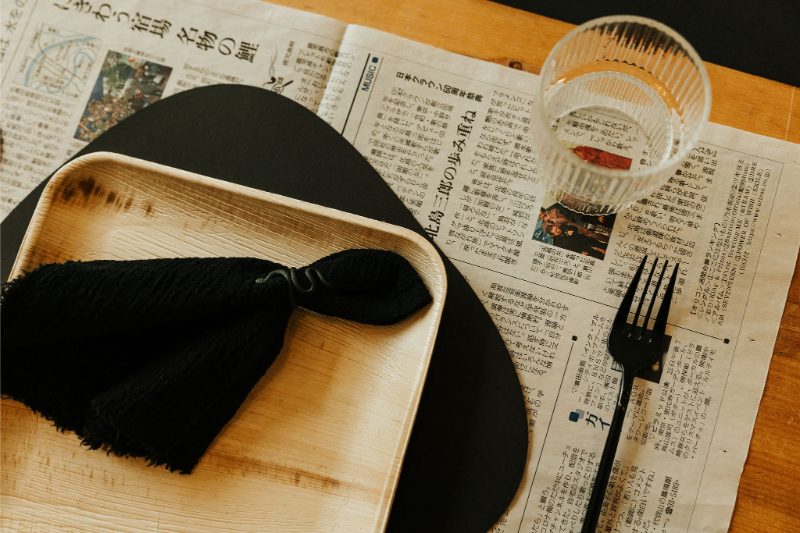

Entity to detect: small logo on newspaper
[568,409,610,431]
[361,55,380,92]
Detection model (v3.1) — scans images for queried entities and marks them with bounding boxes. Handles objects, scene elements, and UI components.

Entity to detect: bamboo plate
[1,152,447,533]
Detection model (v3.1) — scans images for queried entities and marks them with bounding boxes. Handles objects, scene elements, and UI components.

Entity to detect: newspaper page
[2,2,800,533]
[0,0,347,215]
[309,25,800,533]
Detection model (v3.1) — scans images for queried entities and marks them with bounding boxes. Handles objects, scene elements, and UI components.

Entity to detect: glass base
[548,187,635,215]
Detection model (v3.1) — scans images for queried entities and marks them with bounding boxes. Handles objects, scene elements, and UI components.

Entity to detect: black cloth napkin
[1,250,431,474]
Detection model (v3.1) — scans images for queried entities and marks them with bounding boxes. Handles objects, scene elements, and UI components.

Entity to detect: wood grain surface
[259,0,800,531]
[1,153,447,532]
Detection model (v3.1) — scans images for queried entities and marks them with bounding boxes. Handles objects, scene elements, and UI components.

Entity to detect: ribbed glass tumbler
[531,16,711,215]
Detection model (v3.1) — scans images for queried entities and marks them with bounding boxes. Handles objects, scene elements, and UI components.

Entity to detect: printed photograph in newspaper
[533,193,616,260]
[75,51,172,142]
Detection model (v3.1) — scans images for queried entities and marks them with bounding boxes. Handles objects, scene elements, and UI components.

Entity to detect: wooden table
[264,0,800,531]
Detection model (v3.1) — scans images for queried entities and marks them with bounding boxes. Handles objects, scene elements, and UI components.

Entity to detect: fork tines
[614,256,679,340]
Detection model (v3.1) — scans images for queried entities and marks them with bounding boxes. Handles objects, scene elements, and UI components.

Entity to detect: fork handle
[580,371,636,533]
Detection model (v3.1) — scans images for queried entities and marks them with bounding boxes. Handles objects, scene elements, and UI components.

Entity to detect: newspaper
[2,1,799,532]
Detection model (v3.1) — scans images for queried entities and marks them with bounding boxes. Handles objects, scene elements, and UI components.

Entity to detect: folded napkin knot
[1,249,432,474]
[256,267,333,309]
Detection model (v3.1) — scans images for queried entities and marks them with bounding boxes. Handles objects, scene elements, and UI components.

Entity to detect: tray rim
[12,151,446,281]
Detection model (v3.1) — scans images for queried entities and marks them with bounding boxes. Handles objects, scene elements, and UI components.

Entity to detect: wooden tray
[1,152,447,533]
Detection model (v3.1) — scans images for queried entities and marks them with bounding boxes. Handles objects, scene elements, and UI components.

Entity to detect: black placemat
[0,85,528,533]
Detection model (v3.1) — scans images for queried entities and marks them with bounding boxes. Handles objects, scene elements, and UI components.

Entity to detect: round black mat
[0,85,528,533]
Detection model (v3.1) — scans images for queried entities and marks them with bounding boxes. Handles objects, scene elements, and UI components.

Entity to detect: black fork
[580,256,679,533]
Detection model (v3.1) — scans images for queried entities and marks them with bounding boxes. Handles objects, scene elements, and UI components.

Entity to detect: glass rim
[534,15,712,180]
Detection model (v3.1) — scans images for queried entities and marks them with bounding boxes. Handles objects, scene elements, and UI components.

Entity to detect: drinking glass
[531,16,711,214]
